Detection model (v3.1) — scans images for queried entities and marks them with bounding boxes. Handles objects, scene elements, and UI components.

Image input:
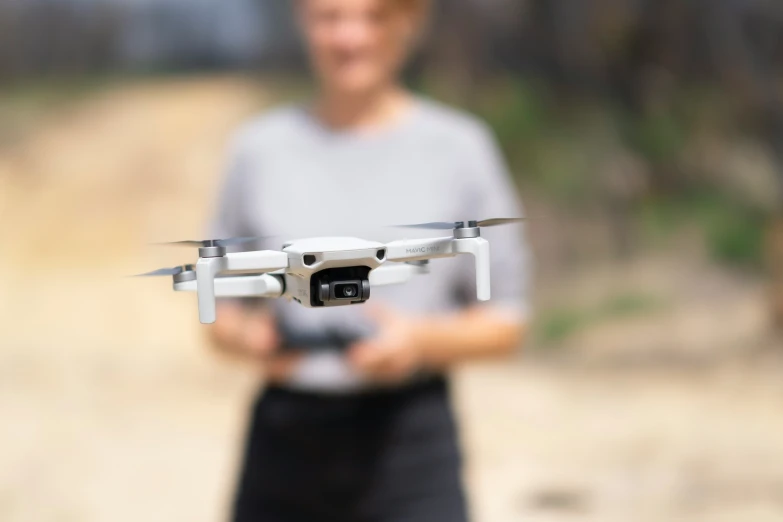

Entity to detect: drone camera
[311,266,371,307]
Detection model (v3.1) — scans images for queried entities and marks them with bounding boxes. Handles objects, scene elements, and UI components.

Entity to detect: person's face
[297,0,417,95]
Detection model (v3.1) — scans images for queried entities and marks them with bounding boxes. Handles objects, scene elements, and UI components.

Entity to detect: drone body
[281,237,386,308]
[140,219,524,324]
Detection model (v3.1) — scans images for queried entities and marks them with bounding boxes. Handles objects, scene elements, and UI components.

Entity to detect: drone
[138,218,524,324]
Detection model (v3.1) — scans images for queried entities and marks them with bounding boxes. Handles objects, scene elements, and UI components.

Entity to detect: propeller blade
[157,236,266,248]
[476,217,527,227]
[395,222,461,230]
[161,241,208,247]
[135,266,185,277]
[395,217,527,230]
[217,236,265,247]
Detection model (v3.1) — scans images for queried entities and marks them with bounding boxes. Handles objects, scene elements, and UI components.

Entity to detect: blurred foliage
[0,76,116,145]
[414,75,600,201]
[536,292,667,345]
[639,190,766,268]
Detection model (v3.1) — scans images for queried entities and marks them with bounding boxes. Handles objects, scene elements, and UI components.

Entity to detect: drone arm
[385,236,456,262]
[197,251,288,324]
[175,274,284,298]
[385,236,491,301]
[369,262,428,287]
[225,250,289,272]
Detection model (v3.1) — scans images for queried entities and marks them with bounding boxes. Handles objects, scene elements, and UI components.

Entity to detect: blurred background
[1,0,783,521]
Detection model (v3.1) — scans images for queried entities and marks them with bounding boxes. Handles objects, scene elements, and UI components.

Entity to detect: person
[208,0,532,521]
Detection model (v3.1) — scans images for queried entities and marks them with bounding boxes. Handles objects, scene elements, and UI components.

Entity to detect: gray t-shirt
[210,97,532,391]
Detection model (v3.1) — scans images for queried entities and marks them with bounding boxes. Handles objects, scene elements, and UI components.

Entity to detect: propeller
[475,217,527,227]
[135,265,194,277]
[156,236,265,248]
[396,217,527,230]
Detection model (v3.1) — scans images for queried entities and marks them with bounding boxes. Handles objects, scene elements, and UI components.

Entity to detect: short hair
[394,0,431,42]
[394,0,430,15]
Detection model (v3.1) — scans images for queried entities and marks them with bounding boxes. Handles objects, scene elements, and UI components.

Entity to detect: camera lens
[334,283,359,299]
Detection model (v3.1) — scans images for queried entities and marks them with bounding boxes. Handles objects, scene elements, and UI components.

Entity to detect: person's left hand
[347,304,425,383]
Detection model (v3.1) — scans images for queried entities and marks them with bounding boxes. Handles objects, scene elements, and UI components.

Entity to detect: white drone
[138,218,524,324]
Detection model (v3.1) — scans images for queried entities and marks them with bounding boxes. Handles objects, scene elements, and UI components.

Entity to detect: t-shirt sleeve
[208,133,251,240]
[455,123,533,321]
[207,131,267,310]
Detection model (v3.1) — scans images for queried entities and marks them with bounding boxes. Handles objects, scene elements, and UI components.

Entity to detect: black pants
[232,377,470,522]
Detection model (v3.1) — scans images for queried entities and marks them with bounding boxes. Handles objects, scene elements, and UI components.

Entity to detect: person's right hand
[209,301,280,358]
[208,302,302,382]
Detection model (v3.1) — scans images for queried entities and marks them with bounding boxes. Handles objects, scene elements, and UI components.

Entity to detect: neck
[314,84,411,131]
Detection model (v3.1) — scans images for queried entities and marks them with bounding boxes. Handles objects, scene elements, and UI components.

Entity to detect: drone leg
[196,257,227,324]
[454,237,491,301]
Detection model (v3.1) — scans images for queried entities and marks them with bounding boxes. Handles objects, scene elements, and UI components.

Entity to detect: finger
[363,357,412,383]
[362,302,398,325]
[246,328,278,356]
[348,342,381,369]
[212,340,250,361]
[349,342,395,373]
[264,352,303,381]
[355,349,414,383]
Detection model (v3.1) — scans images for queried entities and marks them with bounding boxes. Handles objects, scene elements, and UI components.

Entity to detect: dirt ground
[1,76,782,522]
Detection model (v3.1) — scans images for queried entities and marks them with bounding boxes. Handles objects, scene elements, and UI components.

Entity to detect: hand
[209,302,303,381]
[240,312,280,357]
[211,303,280,358]
[210,302,281,359]
[347,304,425,383]
[236,314,303,382]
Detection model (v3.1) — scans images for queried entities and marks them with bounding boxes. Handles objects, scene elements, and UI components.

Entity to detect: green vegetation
[536,292,667,345]
[639,190,766,268]
[467,77,598,200]
[0,75,118,145]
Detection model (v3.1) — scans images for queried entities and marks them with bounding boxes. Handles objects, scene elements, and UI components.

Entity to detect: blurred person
[208,0,531,521]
